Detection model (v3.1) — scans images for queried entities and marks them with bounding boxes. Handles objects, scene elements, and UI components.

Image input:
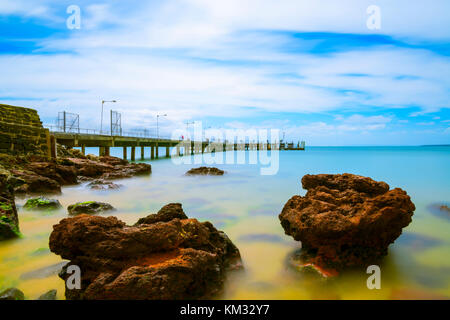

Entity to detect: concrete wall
[0,104,51,157]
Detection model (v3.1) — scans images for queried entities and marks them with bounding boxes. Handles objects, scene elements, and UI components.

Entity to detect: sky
[0,0,449,145]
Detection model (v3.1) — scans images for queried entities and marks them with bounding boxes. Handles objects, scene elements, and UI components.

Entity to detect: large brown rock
[49,203,242,300]
[279,174,415,275]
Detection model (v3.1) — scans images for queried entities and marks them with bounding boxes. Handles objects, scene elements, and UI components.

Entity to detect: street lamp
[156,114,167,139]
[185,121,194,140]
[101,100,116,134]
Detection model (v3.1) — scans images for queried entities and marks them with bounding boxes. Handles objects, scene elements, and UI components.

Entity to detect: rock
[37,289,57,300]
[10,169,61,195]
[23,197,62,211]
[67,201,115,215]
[49,203,242,300]
[100,163,151,180]
[135,203,188,225]
[185,167,225,176]
[0,168,20,240]
[0,287,25,300]
[25,161,78,185]
[57,144,86,159]
[428,203,450,220]
[279,174,415,274]
[87,179,122,191]
[86,154,99,161]
[0,153,150,196]
[99,156,128,166]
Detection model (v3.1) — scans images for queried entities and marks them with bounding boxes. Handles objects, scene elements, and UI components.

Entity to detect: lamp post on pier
[101,100,116,134]
[156,114,167,139]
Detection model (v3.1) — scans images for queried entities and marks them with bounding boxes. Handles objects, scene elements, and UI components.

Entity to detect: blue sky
[0,0,449,145]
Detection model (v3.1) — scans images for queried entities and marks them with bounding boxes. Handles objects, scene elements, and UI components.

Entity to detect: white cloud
[1,0,449,144]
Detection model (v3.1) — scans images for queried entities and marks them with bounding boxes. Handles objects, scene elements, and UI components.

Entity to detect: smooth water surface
[1,146,449,299]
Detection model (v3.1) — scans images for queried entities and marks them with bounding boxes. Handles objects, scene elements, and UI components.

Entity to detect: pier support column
[123,147,127,160]
[176,145,181,156]
[50,135,56,159]
[141,146,145,160]
[151,146,155,159]
[99,146,105,157]
[105,146,110,156]
[165,146,170,158]
[155,144,159,158]
[131,147,136,161]
[81,145,86,155]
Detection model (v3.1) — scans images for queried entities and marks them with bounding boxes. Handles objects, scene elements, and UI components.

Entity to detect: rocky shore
[279,173,415,276]
[49,203,242,300]
[0,146,150,196]
[0,145,151,240]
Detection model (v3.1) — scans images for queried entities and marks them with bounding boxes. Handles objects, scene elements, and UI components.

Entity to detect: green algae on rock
[23,197,62,211]
[0,287,25,300]
[67,201,115,215]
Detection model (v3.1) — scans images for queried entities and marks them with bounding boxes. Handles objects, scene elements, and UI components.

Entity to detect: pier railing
[43,124,172,140]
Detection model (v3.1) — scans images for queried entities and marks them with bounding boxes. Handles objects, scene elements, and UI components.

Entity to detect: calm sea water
[1,146,449,299]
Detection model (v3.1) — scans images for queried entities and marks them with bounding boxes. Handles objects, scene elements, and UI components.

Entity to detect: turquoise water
[1,146,449,299]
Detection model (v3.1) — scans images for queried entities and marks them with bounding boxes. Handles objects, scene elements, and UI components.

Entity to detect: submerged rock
[67,201,115,215]
[0,168,20,240]
[87,179,122,191]
[279,174,415,275]
[185,167,225,176]
[37,289,57,300]
[23,197,62,211]
[49,203,242,300]
[428,203,450,220]
[0,287,25,300]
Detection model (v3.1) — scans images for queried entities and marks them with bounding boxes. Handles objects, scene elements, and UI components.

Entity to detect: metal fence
[43,124,172,139]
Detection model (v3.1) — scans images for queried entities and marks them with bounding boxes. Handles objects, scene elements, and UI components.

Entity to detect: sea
[1,146,449,299]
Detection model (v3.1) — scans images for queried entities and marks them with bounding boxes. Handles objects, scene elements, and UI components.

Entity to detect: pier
[49,130,305,161]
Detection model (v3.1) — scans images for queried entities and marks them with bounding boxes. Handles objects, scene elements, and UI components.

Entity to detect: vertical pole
[100,101,104,134]
[63,111,66,133]
[141,146,145,160]
[165,146,170,158]
[110,110,113,136]
[123,146,127,160]
[131,147,136,161]
[81,145,85,155]
[155,143,159,158]
[50,135,57,159]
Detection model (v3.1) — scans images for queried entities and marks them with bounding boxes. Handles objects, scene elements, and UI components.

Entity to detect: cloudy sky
[0,0,449,145]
